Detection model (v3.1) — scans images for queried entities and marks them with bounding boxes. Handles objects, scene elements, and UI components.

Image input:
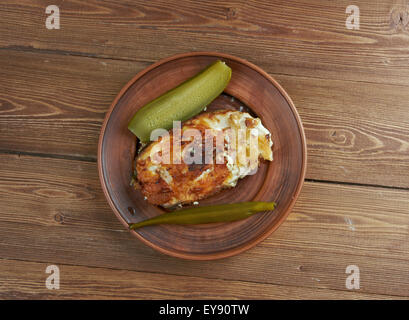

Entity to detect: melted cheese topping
[135,110,273,207]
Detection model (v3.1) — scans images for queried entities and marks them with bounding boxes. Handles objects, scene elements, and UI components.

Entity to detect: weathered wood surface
[0,258,400,300]
[0,154,408,298]
[1,50,409,188]
[0,50,148,159]
[1,0,409,299]
[1,0,409,86]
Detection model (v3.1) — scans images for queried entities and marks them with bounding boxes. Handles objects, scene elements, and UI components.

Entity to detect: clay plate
[98,52,307,260]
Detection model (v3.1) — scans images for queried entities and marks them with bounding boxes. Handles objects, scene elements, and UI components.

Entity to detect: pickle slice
[128,60,232,142]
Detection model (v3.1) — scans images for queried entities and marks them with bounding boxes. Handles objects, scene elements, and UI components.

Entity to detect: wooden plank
[1,0,409,86]
[0,154,409,297]
[0,258,399,299]
[0,50,149,159]
[1,50,409,187]
[276,74,409,188]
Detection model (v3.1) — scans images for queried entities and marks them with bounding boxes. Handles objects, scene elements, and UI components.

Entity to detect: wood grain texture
[1,50,409,188]
[1,0,409,86]
[0,154,408,297]
[0,258,400,299]
[0,50,148,159]
[277,74,409,188]
[1,0,409,299]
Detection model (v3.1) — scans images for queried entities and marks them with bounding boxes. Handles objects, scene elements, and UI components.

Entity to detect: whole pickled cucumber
[128,60,232,142]
[129,201,276,230]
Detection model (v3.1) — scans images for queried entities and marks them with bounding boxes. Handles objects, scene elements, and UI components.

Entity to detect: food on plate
[133,110,273,207]
[129,201,276,230]
[128,60,232,142]
[126,60,276,228]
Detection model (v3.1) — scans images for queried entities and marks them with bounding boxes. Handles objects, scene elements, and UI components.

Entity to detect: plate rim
[97,51,307,260]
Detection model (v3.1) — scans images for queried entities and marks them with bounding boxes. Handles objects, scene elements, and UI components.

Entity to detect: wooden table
[1,0,408,300]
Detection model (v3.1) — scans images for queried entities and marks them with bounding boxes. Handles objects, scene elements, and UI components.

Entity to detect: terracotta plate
[98,52,307,260]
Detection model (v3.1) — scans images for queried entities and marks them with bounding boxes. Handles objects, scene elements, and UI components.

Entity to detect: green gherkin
[129,201,276,230]
[128,60,232,142]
